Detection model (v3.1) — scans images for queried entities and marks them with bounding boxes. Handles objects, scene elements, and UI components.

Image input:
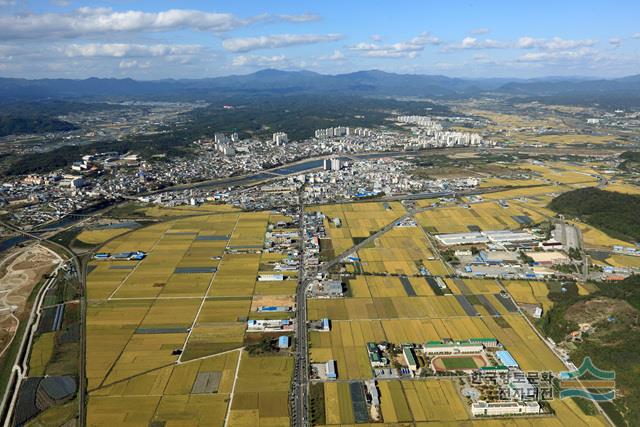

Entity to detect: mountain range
[1,69,640,105]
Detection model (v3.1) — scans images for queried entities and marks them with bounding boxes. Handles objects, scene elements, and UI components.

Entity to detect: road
[292,203,427,426]
[0,219,86,426]
[0,249,64,427]
[293,193,308,427]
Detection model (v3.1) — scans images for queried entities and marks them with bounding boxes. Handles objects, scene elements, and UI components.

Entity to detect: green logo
[558,357,615,402]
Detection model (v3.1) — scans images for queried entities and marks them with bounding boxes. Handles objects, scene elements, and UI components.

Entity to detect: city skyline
[1,0,639,79]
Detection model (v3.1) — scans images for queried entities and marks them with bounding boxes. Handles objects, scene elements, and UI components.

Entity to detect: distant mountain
[1,70,639,105]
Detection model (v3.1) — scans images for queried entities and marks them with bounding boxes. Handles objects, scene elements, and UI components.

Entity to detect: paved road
[293,194,308,427]
[0,220,86,426]
[292,205,422,426]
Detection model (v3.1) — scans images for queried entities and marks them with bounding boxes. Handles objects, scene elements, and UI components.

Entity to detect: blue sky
[0,0,639,79]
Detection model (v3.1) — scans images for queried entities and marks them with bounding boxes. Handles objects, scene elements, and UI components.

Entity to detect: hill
[539,275,640,426]
[0,115,78,137]
[548,188,640,243]
[2,70,640,105]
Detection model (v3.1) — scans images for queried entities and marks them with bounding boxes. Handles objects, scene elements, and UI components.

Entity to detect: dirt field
[250,295,295,311]
[0,244,61,358]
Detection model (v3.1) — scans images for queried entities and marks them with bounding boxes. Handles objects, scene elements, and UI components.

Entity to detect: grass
[309,382,326,425]
[28,332,55,376]
[25,398,78,427]
[441,356,479,370]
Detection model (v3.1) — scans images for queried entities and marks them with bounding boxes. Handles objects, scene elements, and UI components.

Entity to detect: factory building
[471,401,540,417]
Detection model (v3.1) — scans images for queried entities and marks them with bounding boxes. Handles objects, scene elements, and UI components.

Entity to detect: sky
[0,0,639,80]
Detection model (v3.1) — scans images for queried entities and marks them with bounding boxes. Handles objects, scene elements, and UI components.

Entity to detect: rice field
[502,280,553,313]
[308,201,406,254]
[228,352,293,427]
[86,209,295,426]
[319,376,608,426]
[87,350,239,426]
[309,314,564,381]
[76,227,132,244]
[415,200,548,233]
[573,221,632,248]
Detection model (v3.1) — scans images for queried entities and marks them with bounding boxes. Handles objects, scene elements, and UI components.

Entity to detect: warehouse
[528,251,570,266]
[471,401,540,417]
[435,230,536,246]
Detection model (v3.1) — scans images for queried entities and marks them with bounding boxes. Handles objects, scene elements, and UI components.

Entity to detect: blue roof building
[278,336,290,349]
[496,350,519,368]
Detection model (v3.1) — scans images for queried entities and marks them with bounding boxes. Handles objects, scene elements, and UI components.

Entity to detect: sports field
[432,354,487,371]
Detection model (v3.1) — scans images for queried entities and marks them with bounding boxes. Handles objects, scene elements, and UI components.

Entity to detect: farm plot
[357,226,442,276]
[309,202,406,254]
[502,280,553,313]
[88,350,239,427]
[228,352,293,427]
[415,200,547,234]
[86,210,295,426]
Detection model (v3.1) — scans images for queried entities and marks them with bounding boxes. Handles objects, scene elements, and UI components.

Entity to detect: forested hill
[540,275,640,426]
[0,115,78,137]
[548,187,640,242]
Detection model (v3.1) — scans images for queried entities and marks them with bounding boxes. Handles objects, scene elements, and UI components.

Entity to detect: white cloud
[516,36,596,50]
[277,13,321,23]
[232,54,288,67]
[0,7,257,40]
[370,34,383,42]
[444,36,596,52]
[447,37,509,50]
[320,50,345,61]
[470,27,490,35]
[222,33,343,52]
[349,32,440,58]
[632,33,640,39]
[61,43,202,58]
[517,47,600,63]
[119,59,150,69]
[609,38,622,48]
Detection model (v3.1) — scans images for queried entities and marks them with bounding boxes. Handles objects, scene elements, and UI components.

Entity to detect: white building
[273,132,288,145]
[471,401,540,417]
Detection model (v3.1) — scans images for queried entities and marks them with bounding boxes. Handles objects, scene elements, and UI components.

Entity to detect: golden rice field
[309,314,564,380]
[357,226,449,276]
[478,184,567,202]
[318,377,607,426]
[605,181,640,195]
[573,221,632,248]
[415,200,548,233]
[134,202,240,217]
[88,350,239,426]
[518,133,619,146]
[520,162,601,185]
[76,227,132,244]
[86,210,297,426]
[228,352,293,427]
[502,280,554,313]
[378,379,468,423]
[479,177,548,188]
[605,254,640,269]
[308,201,406,254]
